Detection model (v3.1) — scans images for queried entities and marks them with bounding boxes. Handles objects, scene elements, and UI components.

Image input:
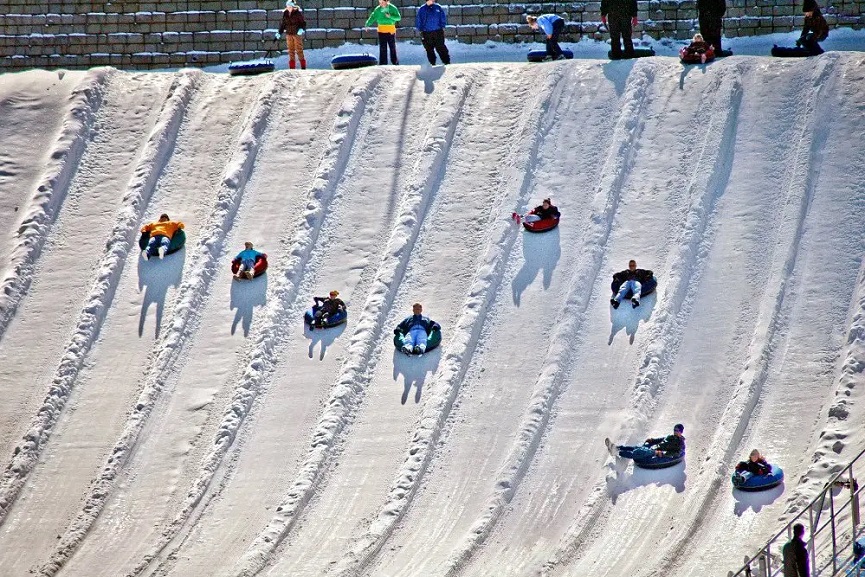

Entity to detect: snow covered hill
[0,56,863,577]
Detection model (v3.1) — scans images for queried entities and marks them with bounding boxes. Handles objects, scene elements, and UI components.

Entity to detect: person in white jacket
[526,14,566,60]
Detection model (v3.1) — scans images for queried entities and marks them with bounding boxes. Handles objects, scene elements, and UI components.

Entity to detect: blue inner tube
[634,448,685,470]
[139,229,186,256]
[304,306,347,328]
[331,54,378,70]
[610,275,657,298]
[228,58,275,76]
[527,49,574,63]
[732,464,784,492]
[393,327,442,355]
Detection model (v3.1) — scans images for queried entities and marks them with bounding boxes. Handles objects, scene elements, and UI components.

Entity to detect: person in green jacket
[366,0,401,65]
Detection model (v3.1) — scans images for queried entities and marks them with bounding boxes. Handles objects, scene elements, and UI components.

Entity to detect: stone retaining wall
[1,0,863,70]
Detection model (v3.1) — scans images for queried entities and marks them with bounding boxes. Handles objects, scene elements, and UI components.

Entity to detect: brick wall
[1,0,863,70]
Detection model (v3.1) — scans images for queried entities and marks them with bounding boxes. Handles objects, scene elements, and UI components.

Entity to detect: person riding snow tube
[139,213,186,260]
[304,290,347,330]
[520,198,561,233]
[680,33,716,64]
[732,449,784,491]
[393,302,441,355]
[606,423,686,469]
[231,242,268,280]
[610,259,656,308]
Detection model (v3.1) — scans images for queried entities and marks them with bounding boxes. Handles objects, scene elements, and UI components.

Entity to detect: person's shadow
[393,347,441,405]
[229,273,268,337]
[608,292,657,344]
[679,60,709,90]
[512,227,561,306]
[732,483,785,516]
[305,320,346,361]
[602,58,635,96]
[416,62,445,94]
[138,248,185,338]
[606,457,687,504]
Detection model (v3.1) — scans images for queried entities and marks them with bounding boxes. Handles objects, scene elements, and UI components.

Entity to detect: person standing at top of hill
[366,0,402,65]
[416,0,450,65]
[276,0,307,70]
[526,14,566,60]
[600,0,638,59]
[696,0,726,53]
[798,0,829,55]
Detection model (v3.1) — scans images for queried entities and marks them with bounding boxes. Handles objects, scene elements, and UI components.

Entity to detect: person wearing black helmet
[605,423,686,460]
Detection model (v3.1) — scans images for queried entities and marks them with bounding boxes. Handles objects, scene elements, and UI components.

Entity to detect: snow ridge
[0,69,108,342]
[36,73,280,577]
[656,56,839,576]
[0,70,199,525]
[440,61,659,577]
[331,64,569,577]
[231,71,475,577]
[128,69,385,577]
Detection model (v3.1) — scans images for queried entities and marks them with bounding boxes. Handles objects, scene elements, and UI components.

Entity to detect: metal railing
[729,446,864,577]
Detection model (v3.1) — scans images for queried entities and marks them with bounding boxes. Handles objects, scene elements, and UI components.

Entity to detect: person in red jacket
[276,1,307,70]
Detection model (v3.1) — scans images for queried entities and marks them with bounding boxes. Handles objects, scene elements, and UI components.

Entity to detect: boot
[289,59,296,70]
[300,59,307,70]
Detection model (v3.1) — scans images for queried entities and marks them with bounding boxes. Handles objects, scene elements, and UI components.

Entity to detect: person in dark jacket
[610,259,654,309]
[782,523,810,577]
[696,0,726,53]
[394,302,440,354]
[526,14,566,60]
[276,1,307,70]
[798,0,829,55]
[606,423,686,461]
[600,0,638,59]
[416,0,450,65]
[524,198,560,222]
[309,290,346,329]
[735,449,771,475]
[683,33,713,63]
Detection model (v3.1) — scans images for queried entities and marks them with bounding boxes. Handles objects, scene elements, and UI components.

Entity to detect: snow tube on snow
[331,54,378,70]
[634,448,685,469]
[716,49,734,58]
[610,275,657,299]
[732,464,784,492]
[393,327,442,355]
[304,305,348,329]
[231,254,268,278]
[608,48,655,60]
[138,229,186,256]
[527,49,574,63]
[228,58,275,76]
[679,45,715,64]
[771,45,821,58]
[523,215,560,233]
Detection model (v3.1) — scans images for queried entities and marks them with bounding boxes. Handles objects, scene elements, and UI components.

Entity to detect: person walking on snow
[416,0,450,65]
[782,523,810,577]
[276,0,307,70]
[234,242,264,280]
[394,302,440,355]
[140,213,184,260]
[366,0,402,65]
[696,0,726,54]
[606,423,685,461]
[600,0,638,59]
[526,14,566,60]
[610,259,654,309]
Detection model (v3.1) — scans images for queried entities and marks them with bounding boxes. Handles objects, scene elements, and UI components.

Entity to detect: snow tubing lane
[228,59,276,76]
[331,54,378,70]
[679,45,715,64]
[231,254,269,278]
[610,275,658,299]
[523,216,560,233]
[138,229,186,256]
[608,48,655,60]
[304,306,348,328]
[732,464,785,492]
[527,49,574,63]
[633,448,685,469]
[393,328,442,355]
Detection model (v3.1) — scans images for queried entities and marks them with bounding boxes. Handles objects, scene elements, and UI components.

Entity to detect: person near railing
[782,523,810,577]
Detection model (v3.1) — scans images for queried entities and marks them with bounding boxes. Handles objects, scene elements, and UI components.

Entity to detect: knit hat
[803,0,818,12]
[674,423,685,433]
[285,0,297,8]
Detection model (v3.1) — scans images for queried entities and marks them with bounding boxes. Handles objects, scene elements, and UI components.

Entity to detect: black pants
[799,32,824,55]
[378,32,398,65]
[698,15,723,52]
[608,16,634,58]
[546,18,565,59]
[421,29,450,65]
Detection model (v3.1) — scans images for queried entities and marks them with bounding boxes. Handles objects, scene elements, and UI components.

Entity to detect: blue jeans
[406,327,427,350]
[614,279,642,303]
[618,445,655,460]
[240,258,256,270]
[147,235,170,254]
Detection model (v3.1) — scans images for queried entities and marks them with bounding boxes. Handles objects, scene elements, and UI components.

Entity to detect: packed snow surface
[0,54,864,577]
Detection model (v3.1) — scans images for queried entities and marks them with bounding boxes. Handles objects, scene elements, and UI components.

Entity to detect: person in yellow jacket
[140,213,184,260]
[366,0,401,65]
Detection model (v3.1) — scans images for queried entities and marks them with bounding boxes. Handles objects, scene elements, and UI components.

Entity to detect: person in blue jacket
[526,14,566,60]
[394,302,440,354]
[416,0,450,65]
[234,241,263,280]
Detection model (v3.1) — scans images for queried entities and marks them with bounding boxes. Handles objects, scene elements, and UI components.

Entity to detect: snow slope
[0,54,863,577]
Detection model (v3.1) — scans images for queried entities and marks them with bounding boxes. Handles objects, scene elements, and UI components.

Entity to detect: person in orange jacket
[140,213,184,260]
